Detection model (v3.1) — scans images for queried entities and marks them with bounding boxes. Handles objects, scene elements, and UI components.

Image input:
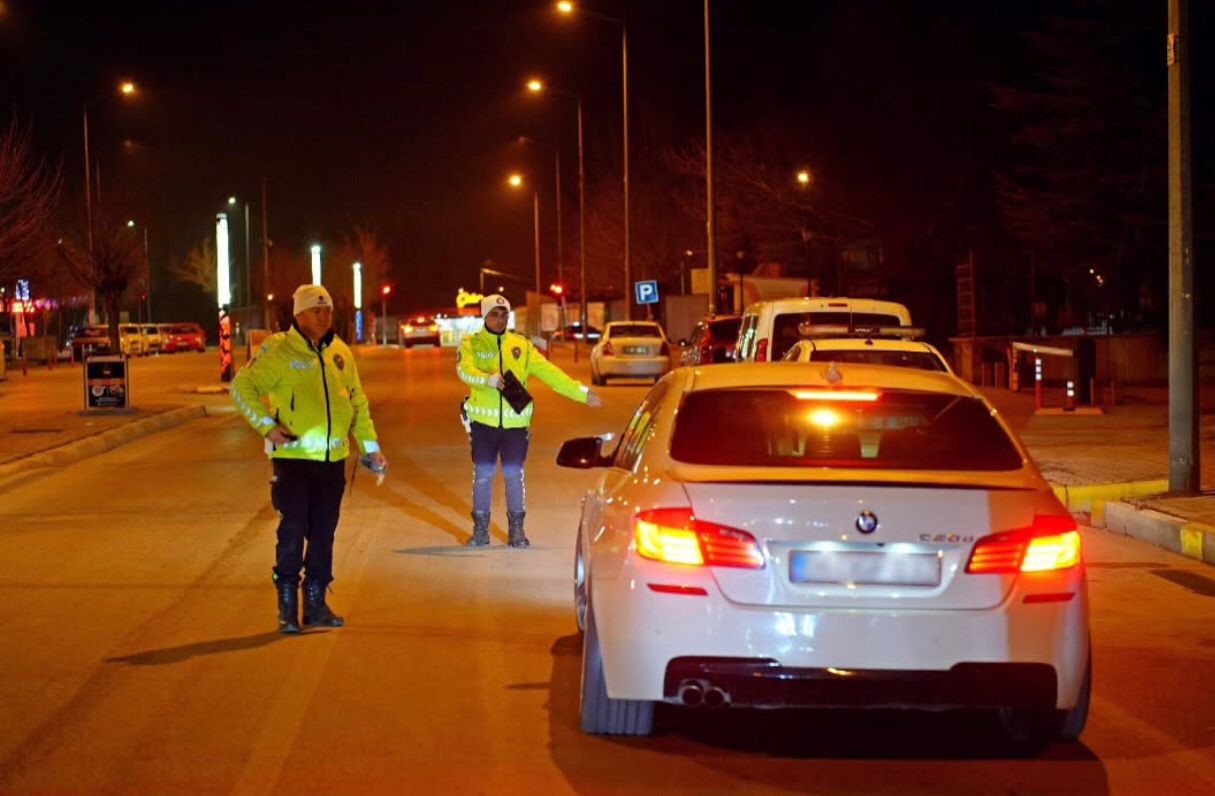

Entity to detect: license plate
[623,346,648,355]
[789,550,941,587]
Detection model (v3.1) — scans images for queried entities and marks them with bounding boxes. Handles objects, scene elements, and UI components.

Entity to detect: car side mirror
[557,436,609,468]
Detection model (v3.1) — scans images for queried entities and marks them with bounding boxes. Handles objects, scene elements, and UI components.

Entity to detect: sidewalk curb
[0,404,208,481]
[1051,479,1169,525]
[1101,501,1215,565]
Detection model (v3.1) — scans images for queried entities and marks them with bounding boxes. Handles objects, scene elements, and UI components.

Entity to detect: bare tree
[0,118,61,284]
[345,225,391,295]
[59,213,147,351]
[168,237,217,294]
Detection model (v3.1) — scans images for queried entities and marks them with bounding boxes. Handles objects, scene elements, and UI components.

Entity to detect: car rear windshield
[610,324,662,338]
[171,325,201,334]
[772,312,903,360]
[808,349,946,372]
[670,388,1023,471]
[708,318,742,340]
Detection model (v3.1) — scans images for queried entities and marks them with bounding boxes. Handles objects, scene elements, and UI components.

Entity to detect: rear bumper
[664,658,1057,709]
[592,559,1089,709]
[596,356,670,376]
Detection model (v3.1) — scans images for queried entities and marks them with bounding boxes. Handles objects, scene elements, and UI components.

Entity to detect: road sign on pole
[635,280,659,306]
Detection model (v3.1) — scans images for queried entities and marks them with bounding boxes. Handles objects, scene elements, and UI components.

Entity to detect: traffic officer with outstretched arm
[458,294,603,547]
[231,284,386,633]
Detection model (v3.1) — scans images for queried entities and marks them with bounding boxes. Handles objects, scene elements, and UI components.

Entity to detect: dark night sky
[2,1,1210,325]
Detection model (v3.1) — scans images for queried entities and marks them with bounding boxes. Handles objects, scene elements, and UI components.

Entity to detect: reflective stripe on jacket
[231,325,379,461]
[457,328,588,429]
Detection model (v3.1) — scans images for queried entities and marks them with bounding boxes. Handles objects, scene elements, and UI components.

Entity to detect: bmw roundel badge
[856,510,879,534]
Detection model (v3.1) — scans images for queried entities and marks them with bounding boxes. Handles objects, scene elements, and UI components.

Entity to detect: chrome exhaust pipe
[678,681,704,707]
[703,686,728,709]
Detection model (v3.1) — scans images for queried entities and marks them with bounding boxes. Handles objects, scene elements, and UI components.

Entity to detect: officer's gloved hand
[487,374,504,390]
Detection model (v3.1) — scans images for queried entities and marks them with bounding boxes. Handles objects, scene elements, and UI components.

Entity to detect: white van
[734,297,913,363]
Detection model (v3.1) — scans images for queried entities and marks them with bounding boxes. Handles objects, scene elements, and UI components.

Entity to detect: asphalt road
[0,346,1212,794]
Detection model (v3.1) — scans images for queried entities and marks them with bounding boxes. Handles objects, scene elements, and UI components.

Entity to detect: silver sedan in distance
[590,322,672,385]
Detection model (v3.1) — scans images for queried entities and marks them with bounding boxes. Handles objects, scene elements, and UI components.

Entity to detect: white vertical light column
[353,260,364,343]
[216,213,231,308]
[310,244,322,285]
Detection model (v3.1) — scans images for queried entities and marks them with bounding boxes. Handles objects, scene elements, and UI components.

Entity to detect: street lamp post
[525,80,588,340]
[82,80,138,323]
[507,173,542,295]
[704,0,717,315]
[381,285,391,346]
[127,219,151,321]
[518,137,563,292]
[227,195,252,307]
[556,3,631,318]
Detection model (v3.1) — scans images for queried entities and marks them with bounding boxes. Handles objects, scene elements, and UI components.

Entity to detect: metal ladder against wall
[956,252,976,337]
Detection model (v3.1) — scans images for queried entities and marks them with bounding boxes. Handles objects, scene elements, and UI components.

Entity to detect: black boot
[302,580,344,628]
[507,511,529,548]
[468,511,490,547]
[275,576,300,635]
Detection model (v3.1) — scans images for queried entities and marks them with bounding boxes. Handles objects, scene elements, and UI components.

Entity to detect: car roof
[794,338,938,354]
[683,361,975,398]
[743,297,911,318]
[607,320,660,327]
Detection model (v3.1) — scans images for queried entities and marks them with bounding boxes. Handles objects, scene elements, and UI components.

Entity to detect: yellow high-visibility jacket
[458,328,588,428]
[231,325,380,461]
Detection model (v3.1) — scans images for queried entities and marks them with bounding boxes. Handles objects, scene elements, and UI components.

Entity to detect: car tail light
[602,342,614,356]
[428,324,438,332]
[966,515,1081,574]
[634,509,764,569]
[756,338,768,362]
[404,325,414,333]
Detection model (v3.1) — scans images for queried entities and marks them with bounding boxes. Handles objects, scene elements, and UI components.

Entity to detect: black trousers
[270,458,346,586]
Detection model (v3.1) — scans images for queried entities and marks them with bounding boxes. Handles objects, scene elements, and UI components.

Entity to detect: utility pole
[1167,0,1199,493]
[704,0,718,315]
[261,177,271,328]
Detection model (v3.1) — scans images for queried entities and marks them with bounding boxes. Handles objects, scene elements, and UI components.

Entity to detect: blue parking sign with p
[635,280,659,306]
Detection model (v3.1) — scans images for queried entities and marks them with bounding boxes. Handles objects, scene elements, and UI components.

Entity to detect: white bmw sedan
[558,362,1089,747]
[590,321,672,385]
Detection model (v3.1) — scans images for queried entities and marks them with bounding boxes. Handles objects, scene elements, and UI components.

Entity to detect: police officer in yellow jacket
[458,294,602,547]
[232,284,387,633]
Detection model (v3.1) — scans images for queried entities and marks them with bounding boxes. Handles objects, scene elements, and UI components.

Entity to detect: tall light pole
[526,79,588,337]
[1168,0,1199,493]
[555,2,630,318]
[82,79,138,323]
[260,177,271,329]
[507,173,542,295]
[127,219,151,321]
[704,0,718,315]
[518,136,563,292]
[381,285,391,346]
[227,195,252,307]
[353,260,363,343]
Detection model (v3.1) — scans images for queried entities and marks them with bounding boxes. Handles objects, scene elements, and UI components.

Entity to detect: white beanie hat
[480,294,511,316]
[293,284,333,316]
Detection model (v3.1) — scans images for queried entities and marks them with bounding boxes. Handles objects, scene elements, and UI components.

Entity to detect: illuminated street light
[527,79,544,93]
[82,78,140,322]
[507,173,542,293]
[126,219,135,228]
[380,284,391,345]
[310,244,322,285]
[796,169,813,187]
[216,213,231,309]
[227,196,237,206]
[554,4,632,316]
[508,173,523,188]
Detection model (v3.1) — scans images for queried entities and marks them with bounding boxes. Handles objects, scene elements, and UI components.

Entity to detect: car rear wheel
[580,605,654,736]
